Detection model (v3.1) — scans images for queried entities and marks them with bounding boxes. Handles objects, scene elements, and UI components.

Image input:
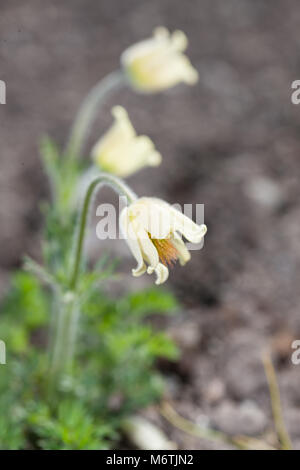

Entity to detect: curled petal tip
[132,264,147,277]
[112,105,128,119]
[200,224,207,237]
[153,26,169,39]
[172,30,188,51]
[191,224,207,243]
[184,63,199,85]
[148,151,162,166]
[154,264,169,285]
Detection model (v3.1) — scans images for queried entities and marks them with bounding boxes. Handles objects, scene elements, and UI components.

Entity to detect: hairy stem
[48,173,136,392]
[66,70,125,160]
[69,173,137,290]
[49,291,79,391]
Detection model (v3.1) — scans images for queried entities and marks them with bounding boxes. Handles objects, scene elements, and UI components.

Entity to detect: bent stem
[66,70,125,161]
[48,173,137,392]
[69,173,137,290]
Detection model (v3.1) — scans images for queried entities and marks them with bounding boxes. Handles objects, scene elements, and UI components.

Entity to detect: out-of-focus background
[1,0,300,449]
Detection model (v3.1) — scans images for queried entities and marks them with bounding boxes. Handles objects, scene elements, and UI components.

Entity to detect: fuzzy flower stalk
[48,174,137,390]
[66,70,125,161]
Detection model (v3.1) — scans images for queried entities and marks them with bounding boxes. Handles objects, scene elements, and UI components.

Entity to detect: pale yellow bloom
[120,197,207,285]
[121,27,198,93]
[92,106,161,177]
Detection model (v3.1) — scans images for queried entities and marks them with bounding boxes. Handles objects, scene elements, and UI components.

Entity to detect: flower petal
[131,198,172,239]
[170,233,191,266]
[121,197,207,285]
[137,228,160,270]
[170,208,207,243]
[121,28,198,93]
[171,30,188,52]
[120,208,146,276]
[128,136,162,170]
[111,106,136,140]
[147,261,169,285]
[154,263,169,285]
[92,107,162,177]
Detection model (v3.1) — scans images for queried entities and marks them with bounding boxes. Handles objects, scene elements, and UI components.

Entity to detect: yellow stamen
[150,235,178,267]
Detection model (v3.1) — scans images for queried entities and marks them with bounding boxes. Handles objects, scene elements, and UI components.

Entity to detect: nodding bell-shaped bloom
[120,197,207,285]
[92,106,161,177]
[121,27,198,93]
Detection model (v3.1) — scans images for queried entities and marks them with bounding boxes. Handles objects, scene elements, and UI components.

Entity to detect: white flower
[120,197,207,285]
[92,106,161,177]
[121,27,198,93]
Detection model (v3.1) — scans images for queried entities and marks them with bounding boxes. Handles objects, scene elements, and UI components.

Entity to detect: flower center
[150,235,178,267]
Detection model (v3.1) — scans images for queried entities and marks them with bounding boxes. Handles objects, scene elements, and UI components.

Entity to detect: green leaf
[29,400,113,450]
[127,287,178,317]
[1,271,49,331]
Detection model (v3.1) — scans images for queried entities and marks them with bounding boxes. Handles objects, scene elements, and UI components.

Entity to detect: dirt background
[1,0,300,449]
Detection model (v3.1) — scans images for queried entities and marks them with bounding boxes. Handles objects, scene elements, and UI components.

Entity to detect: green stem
[69,173,137,290]
[66,70,125,160]
[48,290,79,394]
[48,173,136,392]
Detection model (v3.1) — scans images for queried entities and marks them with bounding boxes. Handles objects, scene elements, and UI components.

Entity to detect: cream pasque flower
[121,27,198,93]
[92,106,161,177]
[120,197,207,285]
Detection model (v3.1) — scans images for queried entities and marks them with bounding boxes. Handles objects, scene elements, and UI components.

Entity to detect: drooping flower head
[120,197,207,285]
[121,27,198,93]
[92,106,161,177]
